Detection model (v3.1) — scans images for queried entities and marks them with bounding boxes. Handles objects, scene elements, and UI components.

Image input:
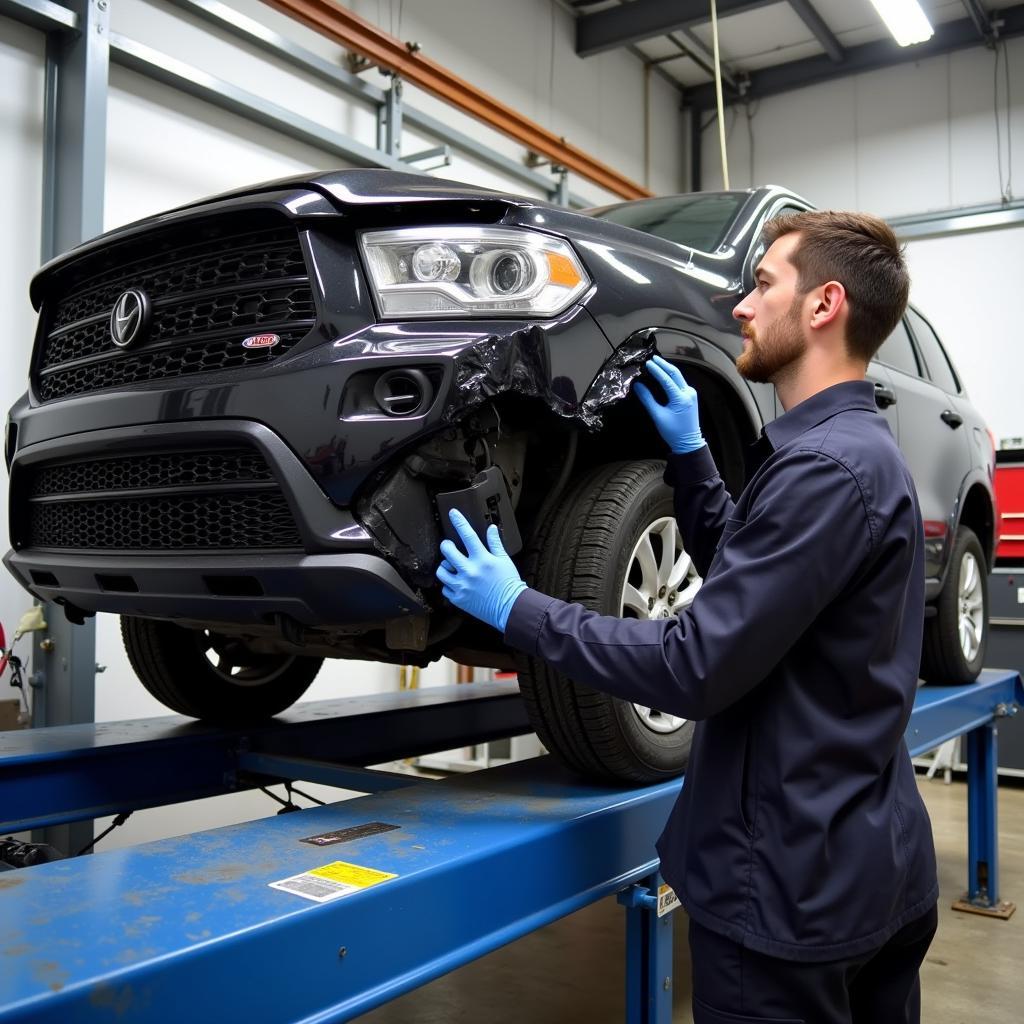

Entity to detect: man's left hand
[436,509,528,632]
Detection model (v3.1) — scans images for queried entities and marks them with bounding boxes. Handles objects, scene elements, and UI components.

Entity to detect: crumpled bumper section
[448,326,657,430]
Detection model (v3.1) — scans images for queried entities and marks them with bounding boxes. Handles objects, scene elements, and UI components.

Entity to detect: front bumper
[3,549,424,626]
[4,419,427,627]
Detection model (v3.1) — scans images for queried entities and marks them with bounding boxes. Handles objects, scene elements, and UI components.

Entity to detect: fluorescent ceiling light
[868,0,935,47]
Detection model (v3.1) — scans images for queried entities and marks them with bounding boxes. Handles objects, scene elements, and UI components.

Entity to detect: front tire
[920,525,988,684]
[121,617,323,720]
[516,461,699,783]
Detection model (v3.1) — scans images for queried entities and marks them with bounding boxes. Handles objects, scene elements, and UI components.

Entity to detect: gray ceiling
[566,0,1024,109]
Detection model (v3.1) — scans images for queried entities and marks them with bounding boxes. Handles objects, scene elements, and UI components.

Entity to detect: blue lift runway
[0,670,1021,1023]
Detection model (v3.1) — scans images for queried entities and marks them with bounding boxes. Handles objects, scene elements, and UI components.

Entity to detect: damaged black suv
[4,172,995,782]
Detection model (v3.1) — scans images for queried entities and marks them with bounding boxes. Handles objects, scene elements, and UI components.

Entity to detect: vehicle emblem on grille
[241,334,280,350]
[109,289,151,349]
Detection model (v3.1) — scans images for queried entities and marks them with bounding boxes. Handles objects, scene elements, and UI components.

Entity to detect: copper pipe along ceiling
[262,0,653,200]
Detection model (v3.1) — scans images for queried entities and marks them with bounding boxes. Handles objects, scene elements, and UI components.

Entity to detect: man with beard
[435,211,938,1024]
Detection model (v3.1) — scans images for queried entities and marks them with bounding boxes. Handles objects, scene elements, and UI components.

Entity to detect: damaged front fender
[448,319,657,431]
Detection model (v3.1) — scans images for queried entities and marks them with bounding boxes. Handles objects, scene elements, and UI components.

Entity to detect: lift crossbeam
[0,682,529,833]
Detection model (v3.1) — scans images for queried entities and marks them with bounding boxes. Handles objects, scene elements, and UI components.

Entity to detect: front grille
[38,327,310,403]
[51,230,308,329]
[22,448,303,551]
[30,450,274,497]
[36,216,316,401]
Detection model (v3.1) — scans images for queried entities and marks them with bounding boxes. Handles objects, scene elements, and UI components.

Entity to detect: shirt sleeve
[664,446,735,579]
[505,448,875,721]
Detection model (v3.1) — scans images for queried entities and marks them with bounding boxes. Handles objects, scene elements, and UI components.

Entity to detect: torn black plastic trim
[578,329,658,430]
[445,324,655,431]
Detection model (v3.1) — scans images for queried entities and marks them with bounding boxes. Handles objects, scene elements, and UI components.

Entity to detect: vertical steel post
[42,0,109,259]
[378,76,403,158]
[620,873,674,1024]
[555,167,569,207]
[32,0,110,856]
[689,106,702,192]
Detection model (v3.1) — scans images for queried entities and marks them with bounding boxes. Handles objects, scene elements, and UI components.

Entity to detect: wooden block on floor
[951,897,1016,920]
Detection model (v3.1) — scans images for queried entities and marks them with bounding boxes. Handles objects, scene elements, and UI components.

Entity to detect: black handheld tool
[436,466,523,557]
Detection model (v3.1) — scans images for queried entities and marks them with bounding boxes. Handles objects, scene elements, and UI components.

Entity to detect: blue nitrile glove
[633,354,705,454]
[436,509,528,632]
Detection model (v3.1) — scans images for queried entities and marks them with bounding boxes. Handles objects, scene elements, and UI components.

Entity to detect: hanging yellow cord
[710,0,730,189]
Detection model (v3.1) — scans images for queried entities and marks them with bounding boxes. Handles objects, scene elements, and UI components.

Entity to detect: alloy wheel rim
[958,551,984,663]
[620,516,702,735]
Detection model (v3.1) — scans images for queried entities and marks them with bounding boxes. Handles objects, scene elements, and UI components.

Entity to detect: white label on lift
[657,883,681,917]
[270,860,397,903]
[1017,588,1024,604]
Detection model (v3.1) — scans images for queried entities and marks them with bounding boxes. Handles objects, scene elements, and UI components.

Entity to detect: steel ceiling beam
[961,0,996,42]
[668,31,738,88]
[687,4,1024,109]
[0,0,76,31]
[788,0,844,62]
[576,0,773,57]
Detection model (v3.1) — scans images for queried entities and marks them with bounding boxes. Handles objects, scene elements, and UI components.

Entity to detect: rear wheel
[121,617,323,720]
[516,461,699,783]
[920,525,988,684]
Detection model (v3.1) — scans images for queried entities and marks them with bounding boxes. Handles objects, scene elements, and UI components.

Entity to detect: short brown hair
[762,210,909,363]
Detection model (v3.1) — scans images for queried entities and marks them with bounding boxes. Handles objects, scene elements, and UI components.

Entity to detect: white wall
[0,21,44,666]
[701,38,1024,438]
[904,226,1024,442]
[701,39,1024,214]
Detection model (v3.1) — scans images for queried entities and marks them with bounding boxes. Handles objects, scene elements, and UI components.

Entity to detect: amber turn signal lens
[545,251,582,288]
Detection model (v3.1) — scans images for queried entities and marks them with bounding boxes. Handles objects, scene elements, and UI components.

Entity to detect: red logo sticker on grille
[242,334,280,349]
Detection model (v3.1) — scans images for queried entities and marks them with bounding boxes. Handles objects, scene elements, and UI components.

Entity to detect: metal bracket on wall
[402,145,452,173]
[378,76,403,157]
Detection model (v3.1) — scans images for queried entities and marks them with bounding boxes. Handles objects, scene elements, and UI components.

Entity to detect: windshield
[585,193,747,253]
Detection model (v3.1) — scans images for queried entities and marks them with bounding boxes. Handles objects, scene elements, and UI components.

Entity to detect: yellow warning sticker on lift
[269,860,398,903]
[657,883,681,918]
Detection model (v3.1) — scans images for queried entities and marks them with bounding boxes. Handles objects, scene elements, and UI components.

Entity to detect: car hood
[158,168,545,216]
[30,170,547,307]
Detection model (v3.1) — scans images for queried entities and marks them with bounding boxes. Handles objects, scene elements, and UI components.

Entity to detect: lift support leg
[619,872,675,1024]
[952,721,1016,918]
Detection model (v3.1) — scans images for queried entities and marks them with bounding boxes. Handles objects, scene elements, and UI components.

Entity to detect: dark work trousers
[689,904,939,1024]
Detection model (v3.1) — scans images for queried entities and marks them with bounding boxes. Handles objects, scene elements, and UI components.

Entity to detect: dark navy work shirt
[505,379,938,961]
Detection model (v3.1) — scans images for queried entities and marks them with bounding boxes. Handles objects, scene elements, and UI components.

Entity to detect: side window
[906,307,961,394]
[875,319,921,378]
[743,204,808,292]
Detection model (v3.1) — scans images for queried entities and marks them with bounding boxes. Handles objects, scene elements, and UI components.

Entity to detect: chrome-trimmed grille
[35,218,315,401]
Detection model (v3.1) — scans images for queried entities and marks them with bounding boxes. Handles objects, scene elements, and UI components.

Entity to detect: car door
[865,359,899,441]
[875,316,971,581]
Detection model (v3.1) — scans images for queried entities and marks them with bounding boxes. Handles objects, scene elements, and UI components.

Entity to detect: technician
[436,211,939,1024]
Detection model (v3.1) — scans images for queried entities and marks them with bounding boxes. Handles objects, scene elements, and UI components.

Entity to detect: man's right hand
[633,355,706,454]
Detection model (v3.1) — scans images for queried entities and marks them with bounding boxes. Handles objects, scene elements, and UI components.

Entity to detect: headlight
[359,227,590,318]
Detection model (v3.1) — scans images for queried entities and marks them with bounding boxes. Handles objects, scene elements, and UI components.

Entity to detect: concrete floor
[357,776,1023,1023]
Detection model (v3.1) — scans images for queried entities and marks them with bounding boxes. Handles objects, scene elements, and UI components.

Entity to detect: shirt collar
[762,379,877,452]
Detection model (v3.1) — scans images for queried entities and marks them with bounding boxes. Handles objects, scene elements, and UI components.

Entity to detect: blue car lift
[0,669,1021,1023]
